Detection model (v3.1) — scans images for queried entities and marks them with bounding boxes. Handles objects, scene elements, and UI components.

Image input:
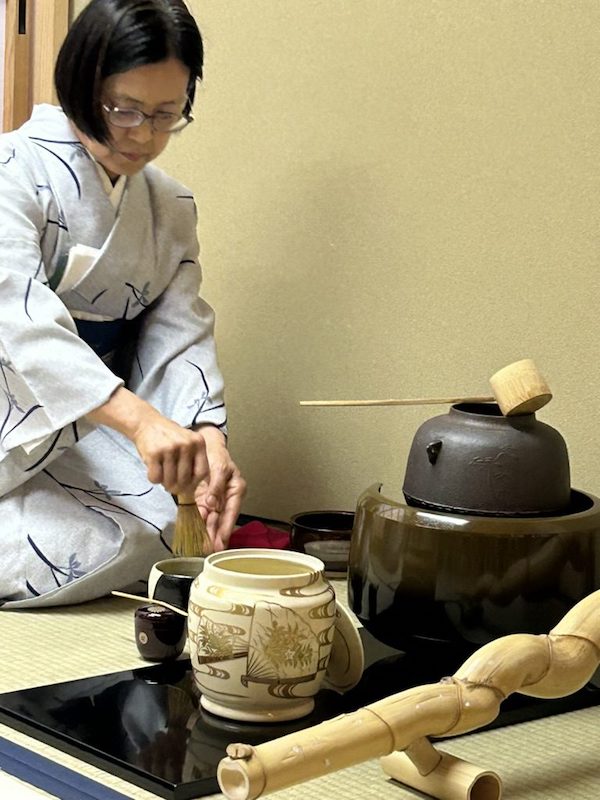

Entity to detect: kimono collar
[91,159,127,210]
[22,105,127,209]
[21,105,136,248]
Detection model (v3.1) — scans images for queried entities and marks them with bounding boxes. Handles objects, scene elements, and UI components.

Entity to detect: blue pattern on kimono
[0,105,227,607]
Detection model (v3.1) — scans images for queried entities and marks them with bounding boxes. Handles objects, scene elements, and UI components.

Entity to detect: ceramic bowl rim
[290,509,355,534]
[204,547,325,581]
[150,557,205,579]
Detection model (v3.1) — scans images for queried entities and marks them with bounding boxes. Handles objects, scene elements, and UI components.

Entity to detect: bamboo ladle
[300,358,552,417]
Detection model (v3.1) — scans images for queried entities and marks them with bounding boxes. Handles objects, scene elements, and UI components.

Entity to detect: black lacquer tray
[0,628,599,800]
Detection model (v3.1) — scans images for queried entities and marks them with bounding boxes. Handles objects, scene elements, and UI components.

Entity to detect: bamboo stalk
[217,683,493,798]
[217,588,600,800]
[404,737,442,775]
[381,749,502,800]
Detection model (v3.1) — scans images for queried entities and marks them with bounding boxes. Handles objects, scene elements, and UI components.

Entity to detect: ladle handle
[300,360,552,415]
[299,395,495,408]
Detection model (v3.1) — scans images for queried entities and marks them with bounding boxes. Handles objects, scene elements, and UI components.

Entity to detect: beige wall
[73,1,600,522]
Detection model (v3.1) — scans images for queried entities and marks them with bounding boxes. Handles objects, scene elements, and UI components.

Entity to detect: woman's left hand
[193,425,246,551]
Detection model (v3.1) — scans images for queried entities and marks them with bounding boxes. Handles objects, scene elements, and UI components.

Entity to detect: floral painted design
[195,615,247,664]
[26,536,87,596]
[244,604,319,684]
[0,355,44,451]
[257,619,314,671]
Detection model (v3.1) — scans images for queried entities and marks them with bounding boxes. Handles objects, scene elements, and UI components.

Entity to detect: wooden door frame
[3,0,69,132]
[3,0,31,131]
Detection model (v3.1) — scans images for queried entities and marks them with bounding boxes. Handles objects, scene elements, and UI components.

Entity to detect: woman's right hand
[86,386,209,495]
[130,411,209,495]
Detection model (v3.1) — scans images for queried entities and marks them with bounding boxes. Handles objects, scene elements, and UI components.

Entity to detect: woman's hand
[87,387,209,495]
[131,412,209,495]
[87,387,246,547]
[193,425,247,552]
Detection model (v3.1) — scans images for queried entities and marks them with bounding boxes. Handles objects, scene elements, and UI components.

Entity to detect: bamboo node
[459,679,507,702]
[226,743,255,760]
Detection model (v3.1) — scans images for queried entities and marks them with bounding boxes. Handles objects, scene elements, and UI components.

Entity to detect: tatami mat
[0,595,163,694]
[3,708,598,800]
[0,581,598,799]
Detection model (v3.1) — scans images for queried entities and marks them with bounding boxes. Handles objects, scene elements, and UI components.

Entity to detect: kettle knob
[426,441,442,465]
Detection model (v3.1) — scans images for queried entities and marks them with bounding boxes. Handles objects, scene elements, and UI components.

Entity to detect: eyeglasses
[101,102,193,133]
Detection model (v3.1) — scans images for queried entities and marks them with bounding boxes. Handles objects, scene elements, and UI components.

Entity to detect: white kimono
[0,105,227,607]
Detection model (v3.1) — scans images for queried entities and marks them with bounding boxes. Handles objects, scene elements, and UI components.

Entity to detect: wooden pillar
[3,0,69,132]
[3,0,32,131]
[31,0,69,107]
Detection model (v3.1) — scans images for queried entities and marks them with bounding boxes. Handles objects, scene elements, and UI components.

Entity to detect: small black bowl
[290,510,354,575]
[148,557,205,612]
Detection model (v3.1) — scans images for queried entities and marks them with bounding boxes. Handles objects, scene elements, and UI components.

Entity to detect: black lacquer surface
[0,628,599,800]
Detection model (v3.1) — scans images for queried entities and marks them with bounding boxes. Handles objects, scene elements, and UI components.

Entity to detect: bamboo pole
[380,747,502,800]
[217,588,600,800]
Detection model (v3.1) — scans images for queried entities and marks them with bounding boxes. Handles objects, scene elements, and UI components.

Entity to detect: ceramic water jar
[188,548,363,722]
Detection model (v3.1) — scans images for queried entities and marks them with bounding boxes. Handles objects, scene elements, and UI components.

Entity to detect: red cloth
[228,521,290,550]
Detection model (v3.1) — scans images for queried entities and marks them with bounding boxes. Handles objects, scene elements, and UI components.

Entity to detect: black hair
[55,0,203,144]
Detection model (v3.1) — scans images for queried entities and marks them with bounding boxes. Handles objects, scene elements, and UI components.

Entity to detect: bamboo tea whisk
[173,493,211,557]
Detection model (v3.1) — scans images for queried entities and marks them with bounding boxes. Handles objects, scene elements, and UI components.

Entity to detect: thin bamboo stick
[110,590,188,617]
[299,396,494,407]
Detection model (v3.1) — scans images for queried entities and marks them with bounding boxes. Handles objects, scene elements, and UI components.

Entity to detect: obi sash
[74,318,126,359]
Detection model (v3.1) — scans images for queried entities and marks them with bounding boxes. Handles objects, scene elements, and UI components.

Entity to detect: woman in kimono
[0,0,246,607]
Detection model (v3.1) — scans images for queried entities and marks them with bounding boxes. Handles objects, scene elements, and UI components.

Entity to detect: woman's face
[77,58,191,179]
